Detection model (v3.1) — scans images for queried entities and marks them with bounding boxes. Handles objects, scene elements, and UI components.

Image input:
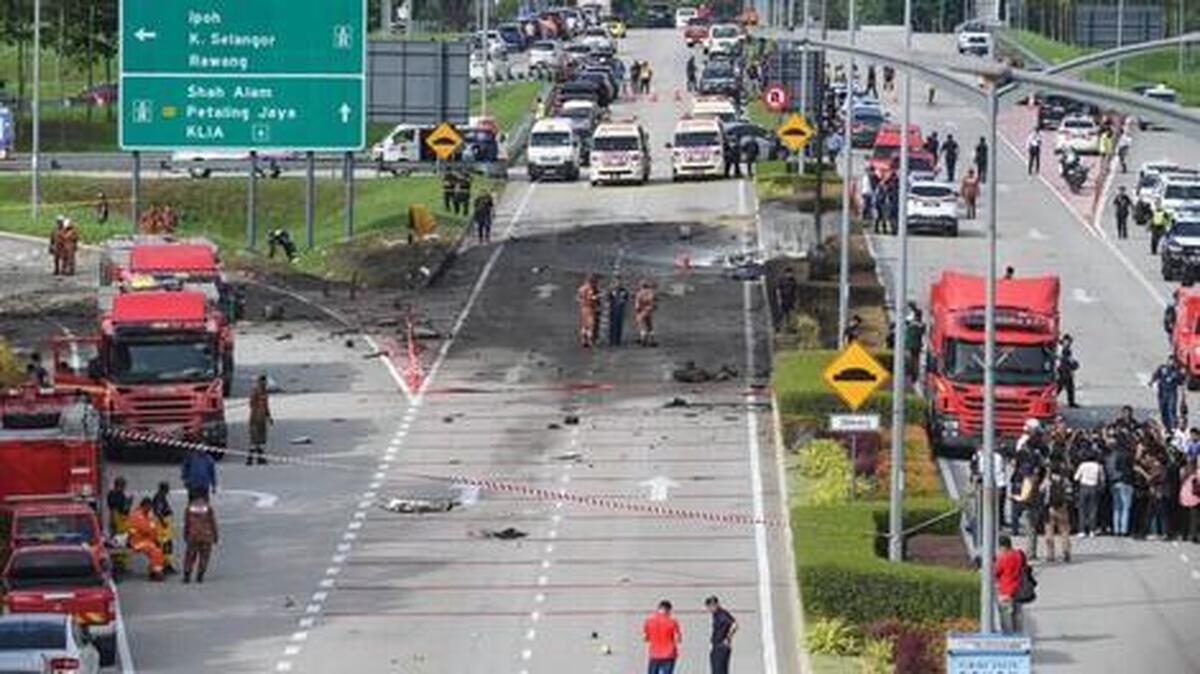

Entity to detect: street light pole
[980,83,1000,634]
[481,0,489,117]
[838,0,856,346]
[800,0,811,119]
[1180,0,1186,76]
[31,0,40,222]
[889,0,913,564]
[1114,0,1124,88]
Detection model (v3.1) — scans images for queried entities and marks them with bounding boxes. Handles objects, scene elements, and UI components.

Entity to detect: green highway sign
[120,0,365,151]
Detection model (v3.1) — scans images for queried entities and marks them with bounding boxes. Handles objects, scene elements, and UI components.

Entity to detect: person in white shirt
[1074,453,1106,537]
[1026,129,1042,175]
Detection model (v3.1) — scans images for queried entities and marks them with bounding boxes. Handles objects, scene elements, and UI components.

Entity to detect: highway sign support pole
[838,0,856,346]
[889,0,913,564]
[131,151,141,232]
[306,152,316,249]
[980,84,999,634]
[344,151,355,241]
[799,0,810,128]
[31,0,40,222]
[247,152,258,249]
[481,0,490,117]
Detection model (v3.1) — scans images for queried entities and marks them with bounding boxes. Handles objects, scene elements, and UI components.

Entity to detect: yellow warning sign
[822,341,890,411]
[426,122,464,161]
[777,113,815,153]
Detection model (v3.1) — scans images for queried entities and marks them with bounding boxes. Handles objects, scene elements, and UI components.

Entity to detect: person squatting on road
[248,374,273,466]
[577,274,601,348]
[151,481,176,574]
[128,497,166,581]
[643,599,681,674]
[705,596,737,674]
[635,280,658,347]
[183,492,219,584]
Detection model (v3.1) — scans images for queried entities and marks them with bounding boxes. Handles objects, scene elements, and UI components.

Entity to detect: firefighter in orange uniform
[48,217,65,275]
[577,274,600,348]
[635,280,658,347]
[59,218,79,276]
[127,497,166,581]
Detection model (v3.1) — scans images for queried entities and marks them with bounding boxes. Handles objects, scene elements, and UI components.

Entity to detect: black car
[646,3,674,27]
[723,121,788,161]
[1161,216,1200,282]
[558,80,604,107]
[1035,94,1100,131]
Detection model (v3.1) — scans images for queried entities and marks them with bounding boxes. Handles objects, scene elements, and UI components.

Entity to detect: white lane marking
[537,575,549,586]
[291,631,308,642]
[534,593,546,603]
[275,662,292,672]
[530,611,541,622]
[544,544,555,554]
[526,629,537,640]
[298,618,315,628]
[521,649,533,660]
[171,488,278,508]
[114,593,137,674]
[1136,372,1152,386]
[1090,149,1122,241]
[362,333,413,403]
[1027,227,1049,240]
[418,182,537,398]
[319,579,335,589]
[1072,288,1098,304]
[744,260,779,674]
[1181,553,1190,564]
[284,646,301,656]
[312,591,328,602]
[305,604,321,614]
[1192,569,1200,581]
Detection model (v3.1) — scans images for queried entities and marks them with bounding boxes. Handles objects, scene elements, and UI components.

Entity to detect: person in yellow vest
[151,481,176,574]
[105,477,131,574]
[1150,199,1172,255]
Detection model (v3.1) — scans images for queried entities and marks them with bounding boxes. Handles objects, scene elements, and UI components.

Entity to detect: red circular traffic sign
[763,85,790,113]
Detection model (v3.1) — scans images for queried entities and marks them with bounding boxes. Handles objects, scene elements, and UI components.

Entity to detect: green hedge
[795,499,979,624]
[774,349,926,421]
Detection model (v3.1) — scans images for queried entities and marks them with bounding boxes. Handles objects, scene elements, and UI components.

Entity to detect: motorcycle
[1057,149,1089,194]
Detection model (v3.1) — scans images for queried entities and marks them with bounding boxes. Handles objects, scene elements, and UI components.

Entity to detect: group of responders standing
[643,596,738,674]
[577,274,657,348]
[105,472,219,585]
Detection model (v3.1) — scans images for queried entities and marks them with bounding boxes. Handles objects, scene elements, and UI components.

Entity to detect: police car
[1160,211,1200,281]
[590,122,651,185]
[669,117,725,181]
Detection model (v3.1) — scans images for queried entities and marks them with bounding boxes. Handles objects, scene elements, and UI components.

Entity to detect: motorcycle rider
[1058,146,1087,192]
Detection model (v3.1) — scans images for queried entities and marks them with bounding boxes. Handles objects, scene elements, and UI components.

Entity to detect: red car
[1,544,118,666]
[74,83,117,106]
[867,123,935,179]
[1171,286,1200,388]
[684,17,711,46]
[0,500,107,573]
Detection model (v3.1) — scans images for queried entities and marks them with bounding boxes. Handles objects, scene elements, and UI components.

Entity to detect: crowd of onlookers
[976,407,1200,564]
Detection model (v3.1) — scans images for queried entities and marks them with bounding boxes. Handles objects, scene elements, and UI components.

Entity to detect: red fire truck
[1170,286,1200,388]
[924,271,1061,457]
[53,290,228,460]
[0,385,102,506]
[100,237,239,395]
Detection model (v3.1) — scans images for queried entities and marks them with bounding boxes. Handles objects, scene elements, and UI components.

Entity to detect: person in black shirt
[705,595,737,674]
[1112,186,1133,240]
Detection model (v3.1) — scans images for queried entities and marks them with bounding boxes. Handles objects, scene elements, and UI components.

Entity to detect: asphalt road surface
[88,28,800,674]
[851,27,1200,674]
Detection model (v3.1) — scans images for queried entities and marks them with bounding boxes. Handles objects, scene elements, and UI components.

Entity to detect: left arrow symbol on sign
[134,28,158,42]
[339,103,352,124]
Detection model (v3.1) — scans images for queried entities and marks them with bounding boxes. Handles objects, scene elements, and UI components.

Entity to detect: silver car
[0,614,100,674]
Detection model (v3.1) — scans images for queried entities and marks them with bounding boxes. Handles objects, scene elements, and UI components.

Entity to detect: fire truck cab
[924,271,1060,457]
[53,290,227,460]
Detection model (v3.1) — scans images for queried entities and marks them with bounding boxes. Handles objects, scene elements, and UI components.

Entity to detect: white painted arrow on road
[640,476,680,502]
[171,488,278,508]
[134,28,158,42]
[338,103,352,124]
[1072,288,1097,304]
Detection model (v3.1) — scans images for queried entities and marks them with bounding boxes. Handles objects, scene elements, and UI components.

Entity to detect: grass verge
[0,173,495,278]
[773,348,925,424]
[1007,29,1200,106]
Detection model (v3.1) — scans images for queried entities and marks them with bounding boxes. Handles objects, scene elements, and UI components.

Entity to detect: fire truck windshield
[945,339,1055,385]
[109,334,217,384]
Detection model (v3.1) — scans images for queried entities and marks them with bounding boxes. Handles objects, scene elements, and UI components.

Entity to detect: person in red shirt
[994,534,1026,632]
[643,599,682,674]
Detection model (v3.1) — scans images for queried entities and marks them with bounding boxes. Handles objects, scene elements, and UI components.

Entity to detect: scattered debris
[600,643,613,655]
[331,417,346,423]
[474,527,527,540]
[554,451,583,462]
[547,423,562,430]
[380,497,457,514]
[664,397,689,409]
[284,595,296,609]
[290,436,313,445]
[448,458,462,465]
[275,333,293,341]
[413,325,441,340]
[563,414,580,426]
[376,317,399,328]
[344,339,356,348]
[671,362,738,383]
[363,351,385,359]
[263,304,285,321]
[443,416,455,424]
[265,376,284,394]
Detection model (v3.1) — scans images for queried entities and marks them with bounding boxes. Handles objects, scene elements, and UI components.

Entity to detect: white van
[370,124,434,163]
[527,118,582,182]
[590,122,651,185]
[675,7,698,28]
[691,96,740,124]
[669,117,725,181]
